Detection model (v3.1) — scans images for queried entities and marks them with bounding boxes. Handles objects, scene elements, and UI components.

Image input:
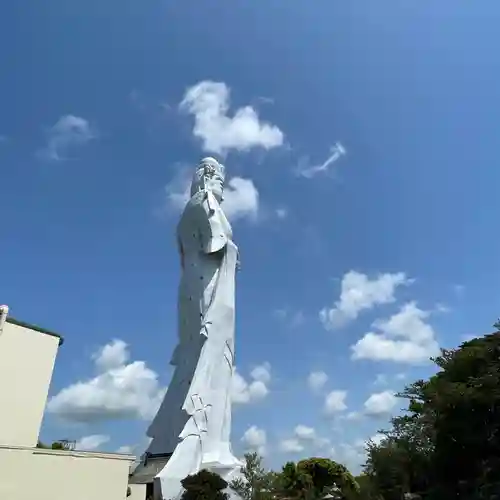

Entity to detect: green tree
[364,322,500,500]
[298,458,359,499]
[276,458,359,500]
[364,387,434,499]
[425,331,500,498]
[365,437,420,500]
[354,474,379,500]
[230,452,277,500]
[275,461,315,500]
[180,470,229,500]
[36,440,67,450]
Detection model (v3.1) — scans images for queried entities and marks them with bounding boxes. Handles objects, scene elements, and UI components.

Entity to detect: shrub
[181,469,229,500]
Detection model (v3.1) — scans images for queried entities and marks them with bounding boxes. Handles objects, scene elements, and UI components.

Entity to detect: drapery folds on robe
[146,188,241,500]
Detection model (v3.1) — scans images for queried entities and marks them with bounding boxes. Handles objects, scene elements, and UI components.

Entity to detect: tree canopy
[180,470,229,500]
[364,323,500,500]
[230,454,360,500]
[231,452,278,500]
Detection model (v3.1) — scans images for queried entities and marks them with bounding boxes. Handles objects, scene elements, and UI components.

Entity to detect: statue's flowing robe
[146,190,241,500]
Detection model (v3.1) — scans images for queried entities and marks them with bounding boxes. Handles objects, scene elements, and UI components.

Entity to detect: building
[129,452,172,499]
[0,305,146,500]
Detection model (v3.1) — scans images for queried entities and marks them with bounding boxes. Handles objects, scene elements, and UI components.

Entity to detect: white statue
[146,157,242,500]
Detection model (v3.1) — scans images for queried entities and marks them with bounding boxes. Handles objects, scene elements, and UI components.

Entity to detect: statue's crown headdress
[195,157,225,179]
[191,157,225,197]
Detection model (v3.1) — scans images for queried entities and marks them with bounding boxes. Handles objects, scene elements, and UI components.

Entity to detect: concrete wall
[128,483,147,500]
[0,446,137,500]
[0,322,59,447]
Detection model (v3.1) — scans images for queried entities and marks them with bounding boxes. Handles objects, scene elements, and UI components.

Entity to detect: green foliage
[354,474,380,500]
[365,437,422,500]
[275,458,359,500]
[36,440,66,450]
[364,326,500,500]
[364,392,433,499]
[297,458,359,497]
[181,470,229,500]
[230,452,277,500]
[426,331,500,498]
[276,461,315,500]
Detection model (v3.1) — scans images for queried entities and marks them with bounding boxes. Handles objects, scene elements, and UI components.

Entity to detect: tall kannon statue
[144,157,242,500]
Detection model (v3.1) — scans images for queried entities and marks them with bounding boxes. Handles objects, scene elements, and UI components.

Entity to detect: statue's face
[204,164,225,201]
[192,157,225,201]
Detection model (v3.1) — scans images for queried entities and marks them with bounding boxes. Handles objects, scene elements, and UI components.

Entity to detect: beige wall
[0,446,137,500]
[0,322,59,447]
[128,483,147,500]
[0,320,140,500]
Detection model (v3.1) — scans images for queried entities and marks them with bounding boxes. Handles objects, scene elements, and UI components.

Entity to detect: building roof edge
[6,317,64,346]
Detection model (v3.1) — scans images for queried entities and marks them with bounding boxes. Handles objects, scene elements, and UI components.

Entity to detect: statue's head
[190,157,226,202]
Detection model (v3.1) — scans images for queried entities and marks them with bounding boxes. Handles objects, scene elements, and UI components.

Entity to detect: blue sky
[1,0,500,472]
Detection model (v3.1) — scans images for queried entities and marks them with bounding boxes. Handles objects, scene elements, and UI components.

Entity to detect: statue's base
[130,454,243,500]
[153,455,243,500]
[128,453,172,500]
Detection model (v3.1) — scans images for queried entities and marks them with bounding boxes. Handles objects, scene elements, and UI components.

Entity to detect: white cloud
[329,434,388,474]
[47,340,166,423]
[344,411,363,422]
[241,425,267,456]
[39,114,95,161]
[307,371,328,393]
[368,433,386,446]
[435,303,450,314]
[232,364,271,404]
[335,441,367,472]
[320,271,412,330]
[118,437,153,464]
[294,425,317,441]
[180,81,284,155]
[331,436,383,473]
[164,167,192,212]
[75,434,110,451]
[315,437,333,450]
[351,302,440,364]
[296,142,346,179]
[324,390,348,415]
[165,168,259,222]
[280,438,304,453]
[92,339,128,371]
[290,426,332,453]
[280,425,332,456]
[222,177,259,221]
[364,391,397,417]
[250,362,271,384]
